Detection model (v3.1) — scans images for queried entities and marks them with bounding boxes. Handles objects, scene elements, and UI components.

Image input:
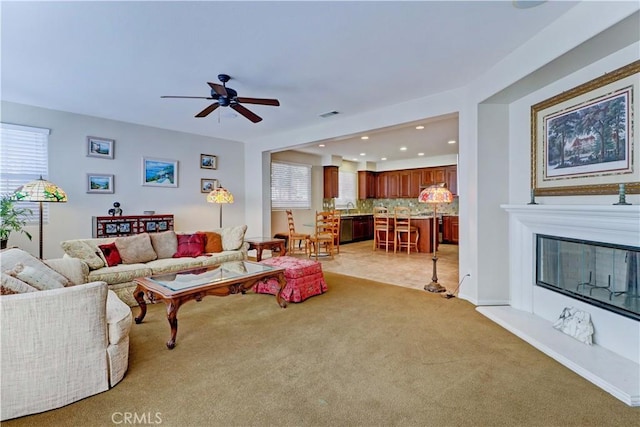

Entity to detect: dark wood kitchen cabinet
[442,215,459,244]
[445,165,458,195]
[386,172,400,198]
[358,171,376,199]
[375,173,388,198]
[398,171,412,198]
[323,166,339,198]
[352,215,373,241]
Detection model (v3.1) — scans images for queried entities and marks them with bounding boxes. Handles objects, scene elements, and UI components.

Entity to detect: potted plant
[0,194,32,249]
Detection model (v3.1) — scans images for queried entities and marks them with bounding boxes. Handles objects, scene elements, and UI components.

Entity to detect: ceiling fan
[161,74,280,123]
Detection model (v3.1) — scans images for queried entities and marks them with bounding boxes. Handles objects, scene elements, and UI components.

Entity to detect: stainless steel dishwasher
[340,217,353,243]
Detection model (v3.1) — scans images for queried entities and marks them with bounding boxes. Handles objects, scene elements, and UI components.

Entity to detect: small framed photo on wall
[87,136,115,159]
[201,178,219,193]
[200,154,217,170]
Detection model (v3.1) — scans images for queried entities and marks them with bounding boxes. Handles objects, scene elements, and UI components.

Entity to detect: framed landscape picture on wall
[87,136,115,159]
[142,157,178,188]
[531,60,640,196]
[86,173,114,194]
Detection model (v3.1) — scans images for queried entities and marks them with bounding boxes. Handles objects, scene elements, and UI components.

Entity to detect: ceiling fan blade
[195,103,220,118]
[236,97,280,106]
[231,103,262,123]
[207,82,228,97]
[161,96,213,99]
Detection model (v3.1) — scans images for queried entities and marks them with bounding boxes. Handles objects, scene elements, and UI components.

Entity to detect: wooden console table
[92,214,174,238]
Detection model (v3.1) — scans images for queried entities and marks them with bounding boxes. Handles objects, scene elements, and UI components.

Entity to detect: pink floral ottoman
[254,256,327,302]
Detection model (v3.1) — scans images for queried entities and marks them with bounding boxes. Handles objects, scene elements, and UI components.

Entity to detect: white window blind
[0,123,50,223]
[271,161,311,210]
[335,170,356,208]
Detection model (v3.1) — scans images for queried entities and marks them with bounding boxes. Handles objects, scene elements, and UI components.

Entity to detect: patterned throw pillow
[198,231,223,253]
[173,233,206,258]
[61,240,105,270]
[98,242,122,267]
[1,272,39,294]
[219,225,247,251]
[6,263,71,290]
[115,233,158,264]
[150,231,178,259]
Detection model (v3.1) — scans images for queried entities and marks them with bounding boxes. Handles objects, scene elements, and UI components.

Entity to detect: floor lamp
[13,176,68,259]
[418,184,453,293]
[206,185,234,228]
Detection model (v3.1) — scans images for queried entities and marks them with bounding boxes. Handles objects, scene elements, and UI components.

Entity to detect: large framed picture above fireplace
[532,60,640,196]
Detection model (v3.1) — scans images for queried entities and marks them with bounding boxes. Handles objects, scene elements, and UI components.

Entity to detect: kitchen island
[340,213,436,253]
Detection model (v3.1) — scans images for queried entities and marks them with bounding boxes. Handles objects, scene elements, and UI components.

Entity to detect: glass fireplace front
[536,234,640,321]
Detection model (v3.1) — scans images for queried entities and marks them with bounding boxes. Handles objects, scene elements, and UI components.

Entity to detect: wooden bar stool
[394,206,419,254]
[373,206,394,252]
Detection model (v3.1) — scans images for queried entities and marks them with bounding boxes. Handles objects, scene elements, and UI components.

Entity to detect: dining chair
[308,211,337,260]
[394,206,419,254]
[373,206,394,252]
[286,210,309,255]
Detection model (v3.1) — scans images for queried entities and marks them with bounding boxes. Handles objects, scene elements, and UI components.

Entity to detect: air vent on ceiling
[319,111,340,118]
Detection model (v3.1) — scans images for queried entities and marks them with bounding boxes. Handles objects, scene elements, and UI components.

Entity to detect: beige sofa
[59,226,249,306]
[0,248,132,421]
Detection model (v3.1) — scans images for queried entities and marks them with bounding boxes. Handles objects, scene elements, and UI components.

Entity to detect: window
[335,170,356,208]
[271,161,311,210]
[0,123,50,223]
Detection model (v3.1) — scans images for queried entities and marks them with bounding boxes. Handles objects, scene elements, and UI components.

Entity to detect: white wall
[270,150,324,237]
[244,1,639,308]
[2,101,246,259]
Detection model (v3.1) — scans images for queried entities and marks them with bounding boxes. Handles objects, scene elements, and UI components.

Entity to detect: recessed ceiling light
[352,158,358,161]
[400,147,407,151]
[361,136,369,140]
[448,140,457,144]
[381,157,387,161]
[415,125,424,130]
[360,153,366,156]
[418,153,425,156]
[318,144,325,147]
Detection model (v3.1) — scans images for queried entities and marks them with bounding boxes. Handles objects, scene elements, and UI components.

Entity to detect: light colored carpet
[3,272,637,427]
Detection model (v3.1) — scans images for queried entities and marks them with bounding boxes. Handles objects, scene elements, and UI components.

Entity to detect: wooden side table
[245,237,286,262]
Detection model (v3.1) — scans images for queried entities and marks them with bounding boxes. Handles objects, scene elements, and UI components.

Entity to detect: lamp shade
[13,176,67,203]
[206,187,234,204]
[418,185,453,204]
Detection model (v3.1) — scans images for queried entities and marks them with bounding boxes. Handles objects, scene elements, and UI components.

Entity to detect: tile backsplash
[323,197,459,216]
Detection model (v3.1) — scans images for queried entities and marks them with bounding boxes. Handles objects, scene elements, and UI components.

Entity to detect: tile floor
[251,239,460,294]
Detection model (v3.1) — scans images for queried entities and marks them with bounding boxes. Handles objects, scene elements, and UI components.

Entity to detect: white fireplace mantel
[476,204,640,406]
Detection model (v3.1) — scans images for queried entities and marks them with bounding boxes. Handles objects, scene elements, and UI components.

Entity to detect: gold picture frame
[531,60,640,196]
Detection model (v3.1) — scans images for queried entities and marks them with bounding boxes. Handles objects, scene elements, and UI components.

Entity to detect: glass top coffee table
[133,261,286,349]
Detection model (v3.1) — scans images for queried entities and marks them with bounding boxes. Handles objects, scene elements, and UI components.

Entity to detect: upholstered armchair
[0,248,132,421]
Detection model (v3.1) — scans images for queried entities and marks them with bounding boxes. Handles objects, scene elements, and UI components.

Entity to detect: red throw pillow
[173,233,206,258]
[99,242,122,267]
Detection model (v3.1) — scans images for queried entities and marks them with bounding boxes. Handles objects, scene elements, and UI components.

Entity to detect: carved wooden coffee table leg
[133,285,147,324]
[275,272,288,308]
[165,299,180,349]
